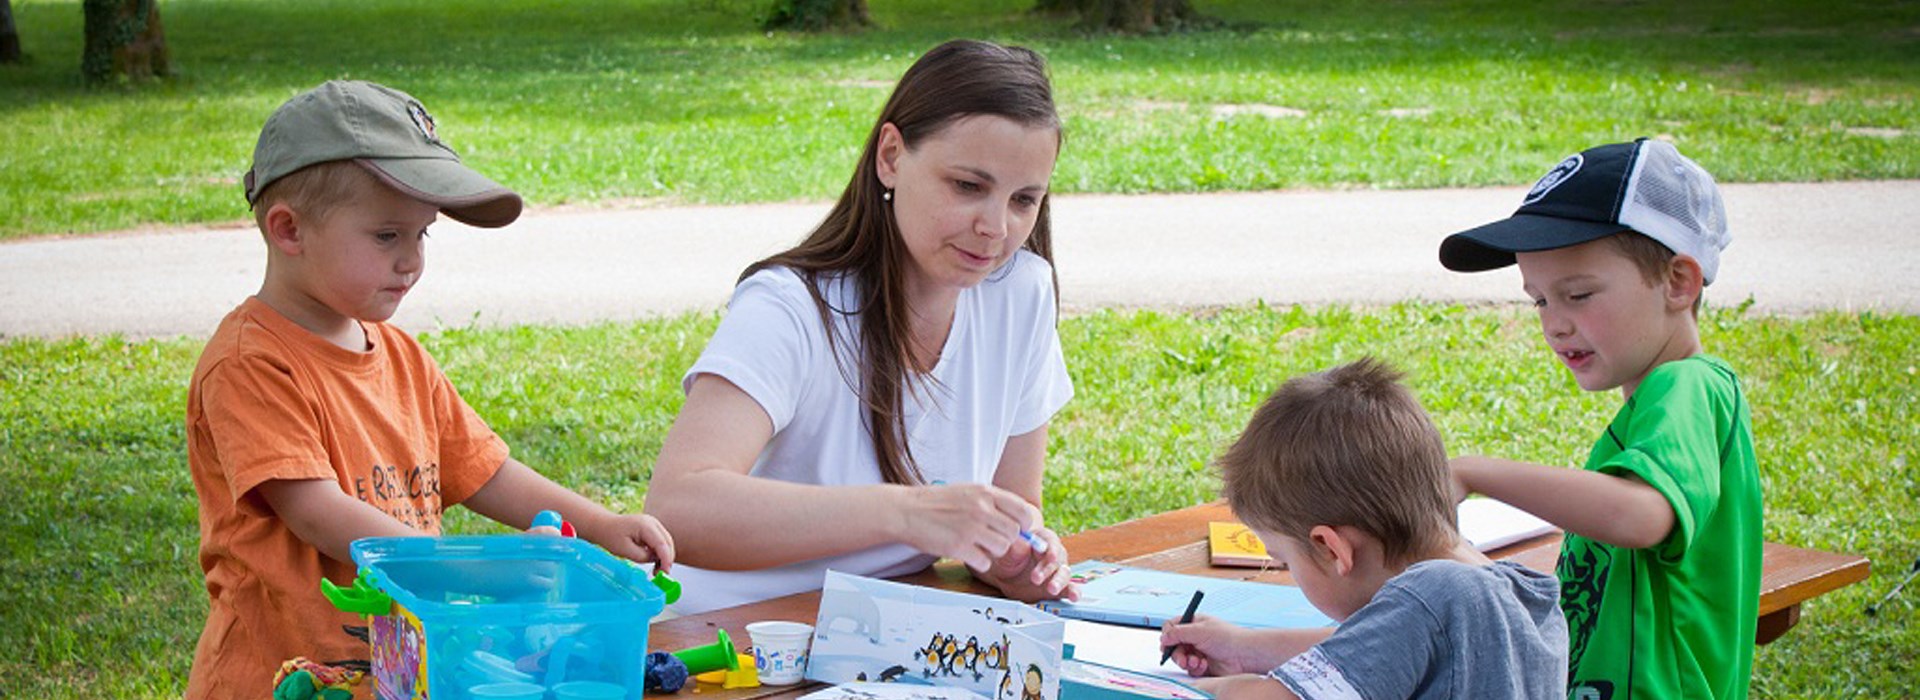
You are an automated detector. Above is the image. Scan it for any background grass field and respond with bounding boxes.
[2,0,1917,239]
[3,304,1916,697]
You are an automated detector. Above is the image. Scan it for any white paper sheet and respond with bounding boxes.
[1061,620,1200,681]
[1458,498,1556,551]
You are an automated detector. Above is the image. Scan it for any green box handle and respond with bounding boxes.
[320,568,392,616]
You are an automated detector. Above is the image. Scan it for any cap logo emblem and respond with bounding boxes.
[1524,154,1583,205]
[406,102,439,143]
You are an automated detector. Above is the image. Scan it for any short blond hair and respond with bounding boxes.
[250,160,379,230]
[1218,358,1455,564]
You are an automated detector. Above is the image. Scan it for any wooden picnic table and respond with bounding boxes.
[649,501,1869,700]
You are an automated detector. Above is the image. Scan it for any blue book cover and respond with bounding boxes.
[1037,561,1334,630]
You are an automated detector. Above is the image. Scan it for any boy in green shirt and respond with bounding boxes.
[1438,138,1763,700]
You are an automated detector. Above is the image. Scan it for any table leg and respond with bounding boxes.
[1755,604,1801,645]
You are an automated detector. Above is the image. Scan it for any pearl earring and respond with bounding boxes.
[882,189,893,202]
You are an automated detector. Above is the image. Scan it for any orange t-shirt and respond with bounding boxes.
[184,297,507,700]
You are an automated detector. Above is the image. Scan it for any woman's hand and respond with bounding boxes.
[976,526,1077,602]
[895,482,1039,572]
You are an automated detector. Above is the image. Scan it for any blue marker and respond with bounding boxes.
[1019,530,1049,554]
[930,480,1049,555]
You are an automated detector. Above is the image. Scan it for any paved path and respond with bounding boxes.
[3,181,1917,339]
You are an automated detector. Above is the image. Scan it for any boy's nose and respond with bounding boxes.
[1539,310,1572,338]
[396,243,425,275]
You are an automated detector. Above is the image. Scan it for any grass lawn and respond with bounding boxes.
[1,303,1915,697]
[1,0,1917,239]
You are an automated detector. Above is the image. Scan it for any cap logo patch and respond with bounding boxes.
[1524,153,1583,205]
[406,102,439,143]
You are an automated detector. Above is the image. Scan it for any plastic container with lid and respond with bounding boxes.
[326,536,667,700]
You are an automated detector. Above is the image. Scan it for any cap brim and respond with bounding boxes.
[1438,214,1628,272]
[357,158,524,228]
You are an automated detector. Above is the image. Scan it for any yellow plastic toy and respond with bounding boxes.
[693,654,760,688]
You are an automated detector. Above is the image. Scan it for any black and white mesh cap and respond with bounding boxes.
[1439,138,1731,284]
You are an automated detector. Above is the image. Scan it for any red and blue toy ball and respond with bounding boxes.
[644,652,689,693]
[531,510,576,538]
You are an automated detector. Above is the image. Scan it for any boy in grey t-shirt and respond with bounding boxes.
[1161,360,1567,700]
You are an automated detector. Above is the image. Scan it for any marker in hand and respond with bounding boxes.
[929,479,1050,556]
[1019,530,1049,554]
[1160,590,1206,665]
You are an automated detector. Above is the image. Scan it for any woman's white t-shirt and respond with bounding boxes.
[668,250,1074,613]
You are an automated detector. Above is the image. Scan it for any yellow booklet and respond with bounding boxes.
[1208,521,1276,568]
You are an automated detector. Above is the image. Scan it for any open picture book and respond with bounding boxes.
[804,572,1211,700]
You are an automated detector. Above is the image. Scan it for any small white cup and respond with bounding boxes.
[745,620,814,685]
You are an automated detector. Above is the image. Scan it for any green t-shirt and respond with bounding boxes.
[1556,355,1763,700]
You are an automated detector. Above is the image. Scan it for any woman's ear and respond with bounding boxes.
[1665,254,1705,312]
[262,203,304,257]
[874,122,905,190]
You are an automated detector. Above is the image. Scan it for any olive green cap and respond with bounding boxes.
[244,80,522,228]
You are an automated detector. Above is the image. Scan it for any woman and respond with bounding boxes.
[644,39,1078,614]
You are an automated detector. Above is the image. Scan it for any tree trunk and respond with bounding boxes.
[82,0,168,83]
[1,0,22,64]
[763,0,870,31]
[1037,0,1205,33]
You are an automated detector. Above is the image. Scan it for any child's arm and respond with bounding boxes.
[257,479,427,563]
[1193,674,1299,700]
[1161,615,1332,678]
[463,457,676,571]
[1452,455,1675,549]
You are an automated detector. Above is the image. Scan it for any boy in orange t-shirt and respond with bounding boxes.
[184,81,675,700]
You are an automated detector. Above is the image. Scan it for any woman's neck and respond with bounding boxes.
[902,277,960,372]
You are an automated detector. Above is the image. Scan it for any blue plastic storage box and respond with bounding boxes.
[343,536,666,700]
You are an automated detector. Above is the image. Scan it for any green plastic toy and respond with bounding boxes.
[651,570,682,605]
[671,629,739,674]
[319,568,391,616]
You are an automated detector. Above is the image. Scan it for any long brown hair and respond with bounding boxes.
[741,39,1061,486]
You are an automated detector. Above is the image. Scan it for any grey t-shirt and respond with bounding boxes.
[1270,560,1568,700]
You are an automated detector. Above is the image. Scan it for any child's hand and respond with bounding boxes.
[979,526,1078,603]
[1161,615,1260,677]
[584,513,677,572]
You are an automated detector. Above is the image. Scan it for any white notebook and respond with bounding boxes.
[1458,498,1556,551]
